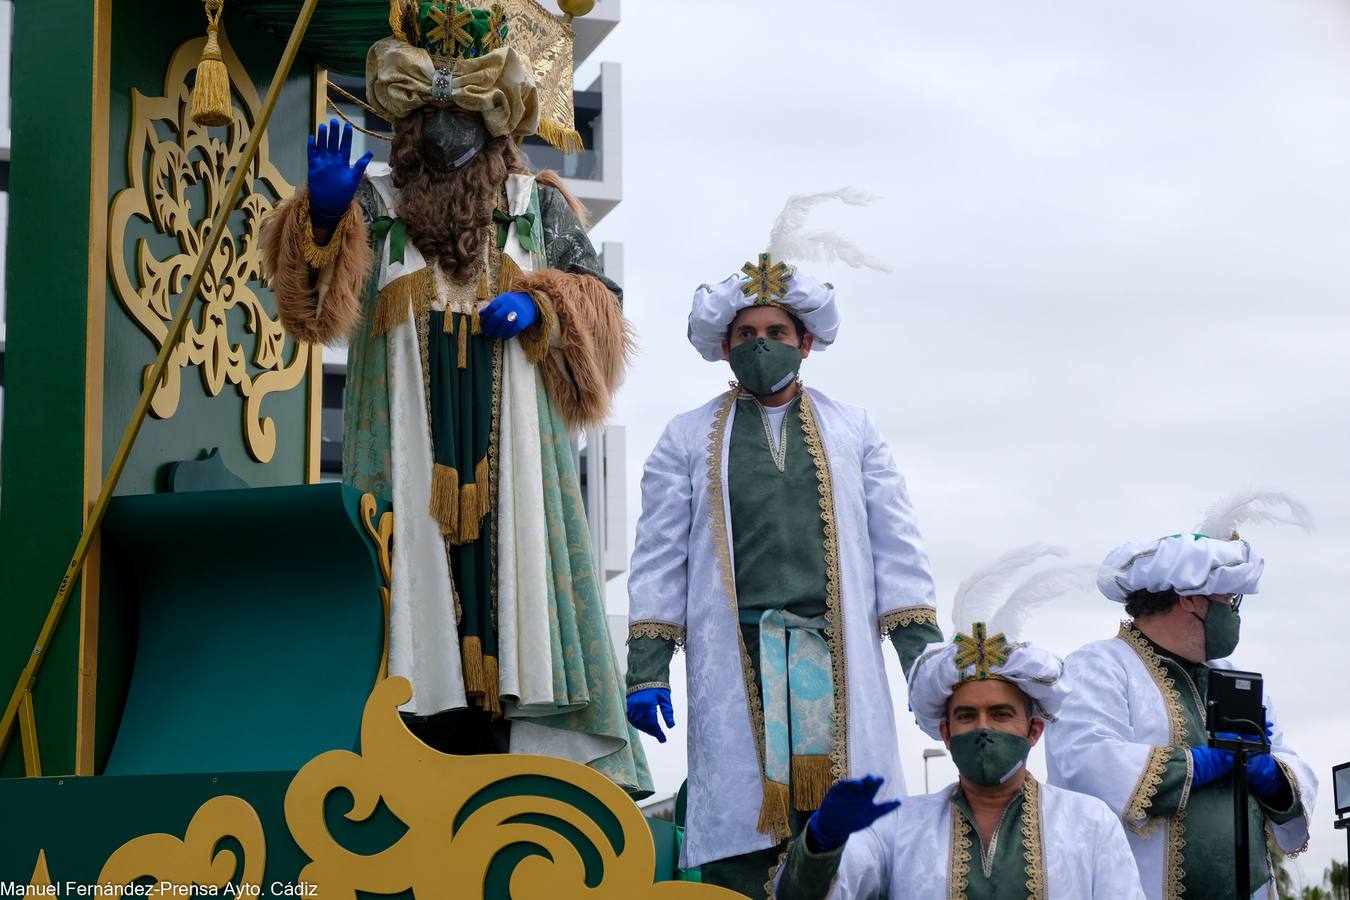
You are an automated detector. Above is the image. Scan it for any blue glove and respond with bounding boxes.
[307,120,373,228]
[1247,752,1283,798]
[1191,746,1235,788]
[480,291,538,340]
[626,688,674,743]
[806,775,902,853]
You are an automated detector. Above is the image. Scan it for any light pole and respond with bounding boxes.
[922,748,947,794]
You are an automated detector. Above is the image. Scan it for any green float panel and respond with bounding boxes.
[98,484,387,776]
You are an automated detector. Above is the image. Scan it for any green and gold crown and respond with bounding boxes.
[953,622,1010,681]
[740,253,792,305]
[411,2,509,64]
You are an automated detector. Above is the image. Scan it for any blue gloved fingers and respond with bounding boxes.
[307,133,318,167]
[339,122,354,163]
[659,693,676,729]
[315,122,328,158]
[327,118,341,155]
[873,799,902,818]
[353,151,374,180]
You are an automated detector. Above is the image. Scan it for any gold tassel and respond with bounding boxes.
[756,779,792,842]
[443,309,455,335]
[483,654,502,718]
[446,456,492,546]
[190,0,232,128]
[471,307,482,335]
[457,313,468,369]
[475,456,492,521]
[536,118,585,156]
[477,268,491,301]
[430,463,459,536]
[371,269,434,337]
[791,755,835,812]
[498,253,523,293]
[462,635,488,701]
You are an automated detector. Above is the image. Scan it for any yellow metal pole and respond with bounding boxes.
[0,0,323,769]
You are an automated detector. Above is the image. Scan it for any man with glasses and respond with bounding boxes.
[1046,530,1317,900]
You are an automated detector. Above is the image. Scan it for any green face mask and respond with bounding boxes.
[728,337,802,396]
[948,728,1032,787]
[1200,602,1241,660]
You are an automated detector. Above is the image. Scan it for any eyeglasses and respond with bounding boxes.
[1214,594,1243,614]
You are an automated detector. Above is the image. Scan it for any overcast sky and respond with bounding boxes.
[582,0,1350,887]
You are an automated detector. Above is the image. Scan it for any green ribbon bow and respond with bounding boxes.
[494,209,536,254]
[371,216,407,265]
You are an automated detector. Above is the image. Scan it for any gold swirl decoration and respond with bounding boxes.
[285,677,738,899]
[359,493,394,682]
[27,796,265,892]
[107,26,304,463]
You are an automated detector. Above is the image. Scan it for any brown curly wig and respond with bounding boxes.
[389,105,529,279]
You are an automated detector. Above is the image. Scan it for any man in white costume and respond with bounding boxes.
[772,613,1143,899]
[1047,495,1318,900]
[625,191,941,897]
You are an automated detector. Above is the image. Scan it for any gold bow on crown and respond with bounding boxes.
[953,622,1010,681]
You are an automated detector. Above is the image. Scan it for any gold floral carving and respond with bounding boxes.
[360,494,395,683]
[107,27,304,463]
[285,677,736,898]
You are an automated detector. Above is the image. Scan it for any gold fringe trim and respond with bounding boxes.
[498,252,524,294]
[432,457,492,545]
[482,653,501,718]
[461,637,501,716]
[189,2,231,128]
[537,117,585,155]
[371,268,435,337]
[296,194,350,270]
[517,288,556,365]
[790,754,834,812]
[627,620,686,650]
[879,605,938,637]
[756,778,791,844]
[1021,773,1046,900]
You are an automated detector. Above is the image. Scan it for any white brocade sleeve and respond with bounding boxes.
[1047,647,1174,832]
[1091,799,1148,899]
[627,419,693,647]
[860,412,937,620]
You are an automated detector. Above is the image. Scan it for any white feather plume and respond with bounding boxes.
[988,565,1099,640]
[951,543,1069,634]
[766,188,892,272]
[1194,490,1315,539]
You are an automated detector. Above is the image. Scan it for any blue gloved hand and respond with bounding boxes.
[307,120,373,228]
[626,688,674,743]
[805,775,902,853]
[480,291,538,340]
[1247,752,1283,798]
[1191,746,1235,788]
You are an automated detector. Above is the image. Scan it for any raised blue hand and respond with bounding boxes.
[806,775,902,852]
[1191,746,1235,788]
[480,291,538,340]
[307,119,373,228]
[626,687,674,743]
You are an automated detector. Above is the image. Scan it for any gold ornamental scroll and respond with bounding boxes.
[107,26,303,464]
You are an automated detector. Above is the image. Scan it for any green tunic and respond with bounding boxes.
[1132,632,1303,899]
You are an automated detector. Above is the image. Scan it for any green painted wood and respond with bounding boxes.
[231,0,389,76]
[103,2,314,496]
[0,0,99,779]
[99,484,385,776]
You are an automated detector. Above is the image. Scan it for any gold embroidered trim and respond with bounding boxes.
[371,267,435,337]
[1118,622,1188,900]
[627,620,686,649]
[487,338,502,630]
[296,192,351,269]
[1124,745,1172,838]
[879,605,938,637]
[1274,757,1311,857]
[948,789,973,900]
[430,456,491,545]
[799,391,849,783]
[626,681,670,695]
[1021,773,1046,900]
[707,389,786,841]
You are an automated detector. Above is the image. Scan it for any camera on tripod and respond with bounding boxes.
[1205,668,1268,899]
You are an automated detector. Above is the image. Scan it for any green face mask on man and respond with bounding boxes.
[728,337,802,396]
[948,728,1033,787]
[1196,600,1241,660]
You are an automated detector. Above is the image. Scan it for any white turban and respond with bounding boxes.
[908,631,1070,741]
[1097,534,1264,603]
[687,272,840,362]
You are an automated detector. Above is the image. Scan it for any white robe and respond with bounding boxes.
[776,780,1145,899]
[1045,635,1317,900]
[627,387,936,867]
